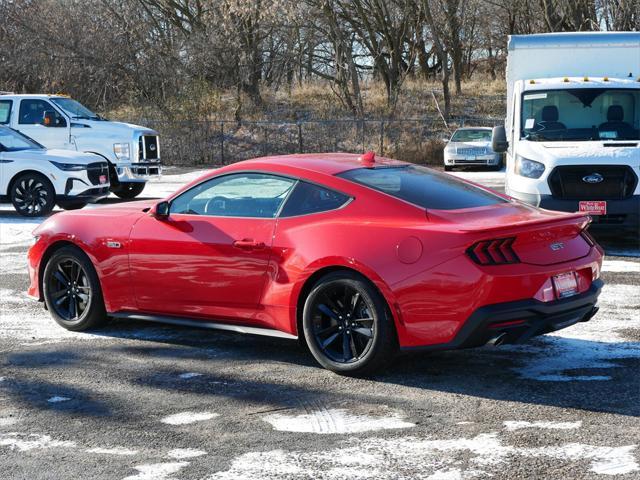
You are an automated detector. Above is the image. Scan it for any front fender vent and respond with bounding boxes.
[467,237,520,265]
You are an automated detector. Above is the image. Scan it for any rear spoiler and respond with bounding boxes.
[456,212,591,235]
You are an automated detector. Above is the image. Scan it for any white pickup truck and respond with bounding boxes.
[492,32,640,233]
[0,93,161,199]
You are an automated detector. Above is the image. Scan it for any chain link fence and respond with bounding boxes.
[136,116,502,167]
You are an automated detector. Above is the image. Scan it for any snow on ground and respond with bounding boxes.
[160,412,219,426]
[86,447,139,456]
[503,421,582,431]
[122,462,190,480]
[263,408,415,434]
[166,448,207,459]
[0,433,76,452]
[206,433,638,479]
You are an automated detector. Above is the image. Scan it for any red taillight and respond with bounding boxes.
[467,237,520,265]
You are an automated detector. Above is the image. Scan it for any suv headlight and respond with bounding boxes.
[113,143,130,160]
[515,155,545,179]
[49,161,87,171]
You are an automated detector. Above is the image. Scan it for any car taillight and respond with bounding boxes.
[467,237,520,265]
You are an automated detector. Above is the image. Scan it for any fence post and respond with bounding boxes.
[297,123,303,153]
[361,119,365,152]
[220,122,225,164]
[379,120,384,155]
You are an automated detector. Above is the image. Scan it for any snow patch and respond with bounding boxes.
[87,447,138,456]
[47,396,71,403]
[0,433,75,451]
[601,259,640,273]
[0,252,28,275]
[263,408,415,434]
[0,417,18,427]
[161,411,219,425]
[122,462,189,480]
[206,433,638,479]
[167,448,207,459]
[504,421,582,431]
[178,372,203,379]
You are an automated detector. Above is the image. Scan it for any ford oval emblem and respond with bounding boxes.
[582,173,604,184]
[550,242,564,251]
[149,144,156,151]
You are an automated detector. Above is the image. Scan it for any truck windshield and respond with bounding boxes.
[51,98,101,120]
[450,129,492,142]
[521,88,640,141]
[0,126,44,151]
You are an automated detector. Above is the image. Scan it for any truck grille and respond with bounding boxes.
[548,165,637,200]
[87,162,109,185]
[139,135,159,161]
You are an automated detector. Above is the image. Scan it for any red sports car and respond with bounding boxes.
[27,153,603,374]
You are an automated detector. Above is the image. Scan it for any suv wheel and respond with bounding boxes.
[302,271,397,376]
[10,172,55,217]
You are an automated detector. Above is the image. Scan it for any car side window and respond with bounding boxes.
[279,181,350,217]
[0,101,12,124]
[170,173,296,218]
[19,100,67,127]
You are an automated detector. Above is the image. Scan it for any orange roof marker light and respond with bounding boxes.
[359,151,376,167]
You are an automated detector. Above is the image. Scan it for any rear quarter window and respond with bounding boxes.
[279,181,350,217]
[337,165,505,210]
[0,100,11,124]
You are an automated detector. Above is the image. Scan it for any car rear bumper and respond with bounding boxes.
[401,279,603,352]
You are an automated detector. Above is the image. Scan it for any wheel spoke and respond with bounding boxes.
[317,303,338,320]
[54,271,69,286]
[321,331,341,349]
[352,317,373,323]
[349,292,361,316]
[51,289,67,300]
[69,294,77,319]
[316,324,339,337]
[352,327,373,338]
[342,332,352,361]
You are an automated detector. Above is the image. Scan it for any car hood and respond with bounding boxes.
[450,141,492,149]
[4,148,103,165]
[72,119,158,136]
[519,140,640,167]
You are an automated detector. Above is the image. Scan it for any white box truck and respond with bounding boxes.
[0,94,161,199]
[492,32,640,233]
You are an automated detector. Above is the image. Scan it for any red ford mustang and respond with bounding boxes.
[28,153,604,374]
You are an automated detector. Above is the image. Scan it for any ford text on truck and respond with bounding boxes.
[0,94,161,199]
[492,32,640,233]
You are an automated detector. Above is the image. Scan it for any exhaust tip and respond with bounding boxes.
[487,332,508,347]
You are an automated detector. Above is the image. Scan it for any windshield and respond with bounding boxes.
[451,129,492,142]
[337,165,506,210]
[0,126,44,151]
[521,88,640,141]
[51,98,100,120]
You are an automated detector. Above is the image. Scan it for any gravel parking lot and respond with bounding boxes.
[1,168,638,479]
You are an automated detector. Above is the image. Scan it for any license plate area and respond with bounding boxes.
[553,272,578,299]
[579,201,606,215]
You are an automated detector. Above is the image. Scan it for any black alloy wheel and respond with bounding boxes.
[10,173,55,217]
[303,271,397,375]
[43,246,107,331]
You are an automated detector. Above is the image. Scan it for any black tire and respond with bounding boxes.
[57,201,88,210]
[42,246,107,331]
[444,166,454,172]
[112,182,145,199]
[10,172,55,217]
[302,271,397,375]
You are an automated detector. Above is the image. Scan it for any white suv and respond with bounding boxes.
[0,94,160,199]
[0,126,109,216]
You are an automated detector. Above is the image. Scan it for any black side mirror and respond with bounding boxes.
[43,111,57,127]
[153,201,170,218]
[492,125,509,153]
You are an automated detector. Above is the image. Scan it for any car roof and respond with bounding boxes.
[233,153,407,176]
[0,94,65,99]
[453,127,492,131]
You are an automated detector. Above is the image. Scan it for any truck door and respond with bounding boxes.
[15,99,71,150]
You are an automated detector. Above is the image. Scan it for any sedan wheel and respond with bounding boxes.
[10,173,55,217]
[43,246,107,331]
[303,271,397,375]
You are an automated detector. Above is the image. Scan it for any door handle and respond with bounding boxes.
[233,239,265,250]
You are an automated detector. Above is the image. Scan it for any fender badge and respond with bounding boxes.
[550,242,564,251]
[106,241,122,249]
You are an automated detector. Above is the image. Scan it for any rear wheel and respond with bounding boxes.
[10,172,55,217]
[112,182,145,199]
[42,246,107,331]
[302,271,397,375]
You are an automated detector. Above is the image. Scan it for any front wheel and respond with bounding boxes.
[42,246,107,331]
[10,172,55,217]
[302,271,397,375]
[112,182,145,199]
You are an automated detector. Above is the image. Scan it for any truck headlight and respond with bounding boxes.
[113,143,130,160]
[49,161,87,171]
[515,155,545,179]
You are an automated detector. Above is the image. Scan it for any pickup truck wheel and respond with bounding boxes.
[444,166,454,172]
[42,246,107,331]
[57,201,88,210]
[10,172,55,217]
[112,182,145,199]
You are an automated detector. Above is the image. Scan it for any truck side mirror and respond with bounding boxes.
[152,201,170,218]
[43,111,57,127]
[492,125,509,153]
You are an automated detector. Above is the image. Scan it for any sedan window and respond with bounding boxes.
[170,173,296,218]
[280,181,350,217]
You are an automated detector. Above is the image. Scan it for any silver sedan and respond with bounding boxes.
[443,127,503,171]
